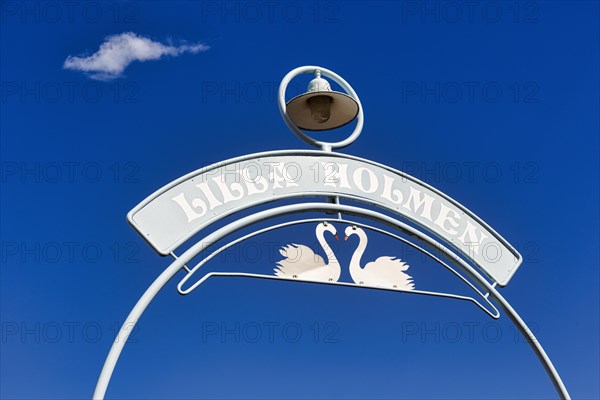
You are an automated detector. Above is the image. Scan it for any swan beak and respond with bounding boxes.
[334,234,339,241]
[344,235,349,241]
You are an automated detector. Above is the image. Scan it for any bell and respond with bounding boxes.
[286,70,359,131]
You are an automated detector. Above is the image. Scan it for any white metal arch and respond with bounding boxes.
[94,202,570,399]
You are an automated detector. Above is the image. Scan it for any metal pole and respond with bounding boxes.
[488,288,571,398]
[92,261,183,399]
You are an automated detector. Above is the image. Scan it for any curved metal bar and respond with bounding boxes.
[95,202,569,399]
[176,217,500,319]
[187,271,499,318]
[278,66,364,150]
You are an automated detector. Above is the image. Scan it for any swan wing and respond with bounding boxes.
[372,256,409,271]
[274,244,326,277]
[364,256,415,290]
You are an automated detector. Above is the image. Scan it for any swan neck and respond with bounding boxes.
[349,231,368,273]
[317,226,337,264]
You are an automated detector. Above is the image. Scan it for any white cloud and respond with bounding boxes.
[63,32,209,80]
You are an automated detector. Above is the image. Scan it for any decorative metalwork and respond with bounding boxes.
[274,222,341,282]
[94,65,570,400]
[175,214,500,318]
[345,226,415,290]
[127,151,521,286]
[272,222,416,289]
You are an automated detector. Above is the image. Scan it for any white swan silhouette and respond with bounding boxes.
[274,222,341,282]
[345,226,415,290]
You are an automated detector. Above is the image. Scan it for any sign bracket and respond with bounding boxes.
[169,252,190,273]
[484,282,498,299]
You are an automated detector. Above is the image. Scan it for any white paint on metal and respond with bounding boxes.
[345,226,415,290]
[175,217,500,319]
[95,65,570,400]
[95,202,569,399]
[274,222,341,282]
[128,151,521,286]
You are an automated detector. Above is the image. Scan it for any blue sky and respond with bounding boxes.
[1,1,599,399]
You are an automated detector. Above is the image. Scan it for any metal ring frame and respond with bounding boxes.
[278,66,364,151]
[94,203,570,399]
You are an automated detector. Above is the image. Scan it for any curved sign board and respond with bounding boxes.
[128,150,522,286]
